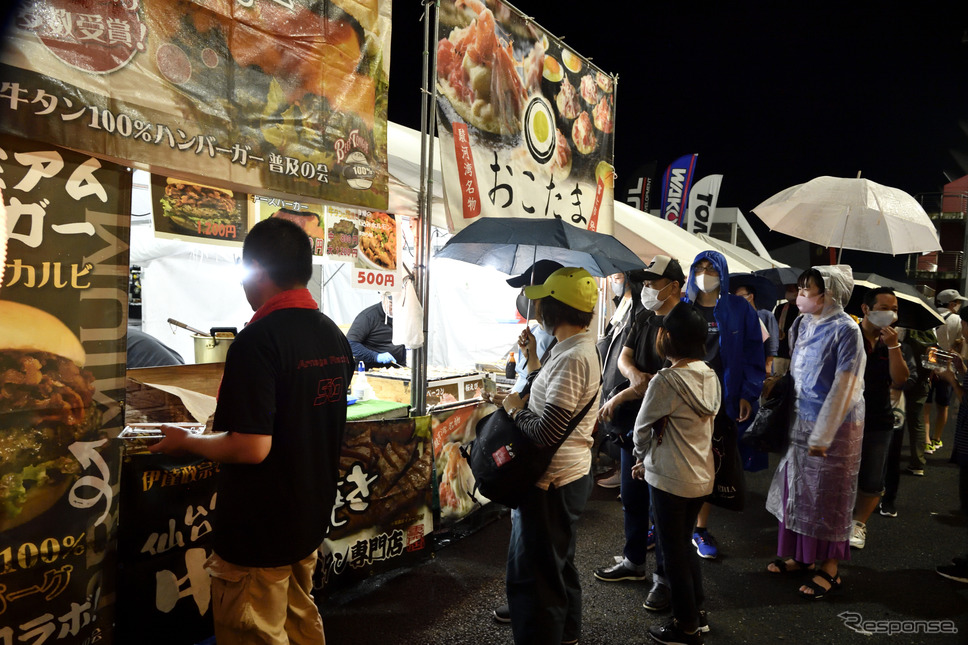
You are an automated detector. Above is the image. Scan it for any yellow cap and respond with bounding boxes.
[524,267,597,313]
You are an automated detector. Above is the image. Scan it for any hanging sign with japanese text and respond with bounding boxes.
[319,417,433,591]
[250,194,327,256]
[115,455,218,645]
[0,0,391,210]
[0,135,130,645]
[434,0,617,233]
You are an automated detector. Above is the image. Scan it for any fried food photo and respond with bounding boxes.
[359,212,397,270]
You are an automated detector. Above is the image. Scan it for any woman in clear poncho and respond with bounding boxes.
[765,265,866,599]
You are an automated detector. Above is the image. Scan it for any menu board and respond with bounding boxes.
[434,0,616,233]
[0,135,130,645]
[324,208,401,291]
[150,174,248,247]
[0,0,391,209]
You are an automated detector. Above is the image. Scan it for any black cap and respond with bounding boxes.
[661,302,708,347]
[641,255,685,284]
[506,259,565,287]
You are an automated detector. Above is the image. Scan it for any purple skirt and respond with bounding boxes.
[776,469,851,563]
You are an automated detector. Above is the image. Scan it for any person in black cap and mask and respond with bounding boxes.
[506,260,564,394]
[593,255,685,614]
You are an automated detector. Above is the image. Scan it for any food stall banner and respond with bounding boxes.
[659,153,698,228]
[320,417,433,592]
[431,401,496,525]
[685,174,723,235]
[115,454,218,645]
[0,135,130,645]
[434,0,617,234]
[0,0,391,210]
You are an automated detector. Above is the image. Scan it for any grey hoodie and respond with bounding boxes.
[633,361,722,498]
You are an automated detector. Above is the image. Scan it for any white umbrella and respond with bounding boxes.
[752,176,941,257]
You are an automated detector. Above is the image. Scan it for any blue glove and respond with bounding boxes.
[376,352,395,364]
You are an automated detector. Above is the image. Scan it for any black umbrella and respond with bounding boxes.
[753,266,804,289]
[845,272,944,331]
[728,273,779,311]
[434,217,645,278]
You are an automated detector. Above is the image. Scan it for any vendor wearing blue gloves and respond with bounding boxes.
[347,292,406,370]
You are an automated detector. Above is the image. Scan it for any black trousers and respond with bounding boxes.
[506,474,592,645]
[650,486,705,633]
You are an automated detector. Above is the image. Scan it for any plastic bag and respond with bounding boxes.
[392,277,424,349]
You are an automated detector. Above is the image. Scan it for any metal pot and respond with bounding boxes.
[168,319,237,364]
[192,328,236,363]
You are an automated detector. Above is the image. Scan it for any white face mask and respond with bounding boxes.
[611,279,625,298]
[641,283,672,311]
[867,310,898,328]
[796,293,823,314]
[695,274,720,294]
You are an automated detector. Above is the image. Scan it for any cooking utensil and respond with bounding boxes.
[167,318,238,363]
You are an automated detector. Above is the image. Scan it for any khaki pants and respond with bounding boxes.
[206,551,324,645]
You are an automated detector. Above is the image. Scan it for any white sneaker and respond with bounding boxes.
[596,470,621,489]
[850,520,867,549]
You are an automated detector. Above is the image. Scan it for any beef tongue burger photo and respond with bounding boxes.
[0,300,101,531]
[160,177,242,235]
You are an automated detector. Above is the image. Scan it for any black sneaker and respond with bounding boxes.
[878,501,898,518]
[643,581,671,612]
[493,604,510,623]
[594,560,647,582]
[648,618,704,644]
[936,562,968,583]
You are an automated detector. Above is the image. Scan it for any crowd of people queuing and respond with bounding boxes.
[495,253,968,645]
[146,220,967,644]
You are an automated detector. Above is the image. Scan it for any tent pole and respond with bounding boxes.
[412,0,439,417]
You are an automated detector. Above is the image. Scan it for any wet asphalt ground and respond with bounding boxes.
[320,420,968,644]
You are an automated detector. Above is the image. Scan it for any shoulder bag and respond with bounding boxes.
[462,385,599,509]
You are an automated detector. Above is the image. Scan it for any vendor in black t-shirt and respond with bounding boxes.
[347,292,406,369]
[150,217,354,643]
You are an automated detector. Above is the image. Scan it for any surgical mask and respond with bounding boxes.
[796,293,823,314]
[641,283,670,311]
[695,274,720,294]
[611,280,625,298]
[867,310,898,328]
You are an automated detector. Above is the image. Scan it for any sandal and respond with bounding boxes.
[767,558,814,574]
[798,570,842,600]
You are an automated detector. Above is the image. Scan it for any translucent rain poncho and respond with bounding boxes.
[765,265,867,542]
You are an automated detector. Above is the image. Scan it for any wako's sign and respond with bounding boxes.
[659,154,698,227]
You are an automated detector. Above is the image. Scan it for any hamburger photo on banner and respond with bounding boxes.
[0,300,102,531]
[159,177,243,239]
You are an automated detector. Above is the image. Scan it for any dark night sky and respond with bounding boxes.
[388,2,968,271]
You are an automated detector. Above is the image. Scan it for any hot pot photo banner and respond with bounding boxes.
[434,0,617,233]
[0,135,131,645]
[0,0,391,210]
